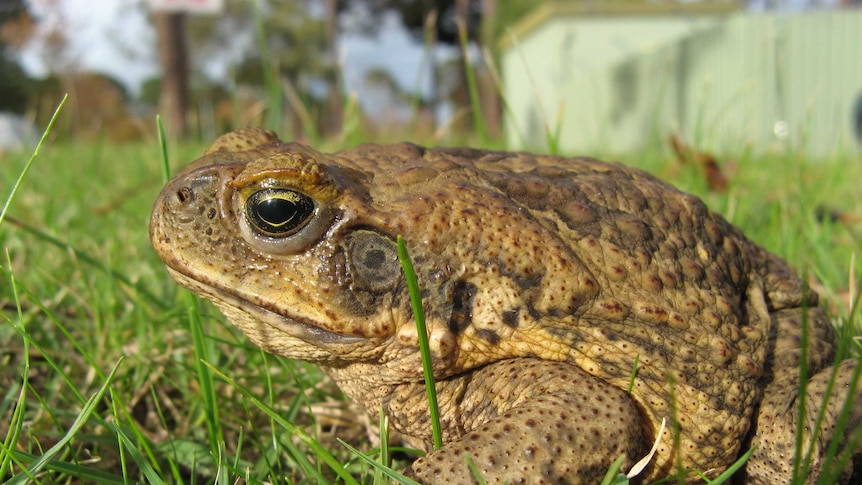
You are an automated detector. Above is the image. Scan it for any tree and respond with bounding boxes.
[155,12,190,137]
[184,0,336,138]
[0,0,34,112]
[339,0,536,139]
[342,0,483,134]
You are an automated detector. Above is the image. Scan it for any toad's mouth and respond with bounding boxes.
[164,266,366,347]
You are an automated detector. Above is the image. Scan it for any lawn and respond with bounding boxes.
[1,116,861,483]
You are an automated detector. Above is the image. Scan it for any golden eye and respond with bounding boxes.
[246,189,315,237]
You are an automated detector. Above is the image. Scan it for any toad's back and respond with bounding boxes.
[150,129,860,483]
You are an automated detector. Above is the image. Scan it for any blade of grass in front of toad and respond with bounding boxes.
[158,115,228,467]
[396,235,443,450]
[376,406,391,483]
[202,361,360,485]
[598,455,627,485]
[157,115,171,182]
[0,95,66,230]
[464,454,489,485]
[186,287,227,467]
[691,445,756,484]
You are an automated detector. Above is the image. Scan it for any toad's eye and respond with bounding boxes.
[246,189,315,237]
[239,187,332,255]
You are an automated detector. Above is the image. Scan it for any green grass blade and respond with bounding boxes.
[817,358,862,485]
[0,95,67,230]
[598,455,627,485]
[6,450,128,485]
[202,362,360,485]
[396,235,443,450]
[378,406,390,482]
[457,19,487,142]
[147,387,186,483]
[278,432,324,482]
[817,289,862,483]
[185,291,225,462]
[791,288,812,484]
[4,275,98,403]
[157,114,171,183]
[692,445,755,484]
[6,358,123,485]
[479,46,526,146]
[214,440,230,485]
[5,272,167,481]
[252,1,284,133]
[111,422,167,485]
[0,251,29,479]
[465,454,488,485]
[506,31,562,153]
[0,381,27,478]
[338,439,421,485]
[2,217,168,309]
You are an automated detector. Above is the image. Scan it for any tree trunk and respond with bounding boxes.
[320,0,343,137]
[452,0,472,134]
[155,12,189,138]
[479,0,501,138]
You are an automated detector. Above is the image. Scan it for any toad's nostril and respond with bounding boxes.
[176,187,193,203]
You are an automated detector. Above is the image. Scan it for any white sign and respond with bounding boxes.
[149,0,224,14]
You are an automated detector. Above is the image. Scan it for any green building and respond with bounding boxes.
[501,1,862,158]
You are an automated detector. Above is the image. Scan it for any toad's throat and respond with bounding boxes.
[164,266,365,345]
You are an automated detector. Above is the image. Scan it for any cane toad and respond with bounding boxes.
[150,128,861,483]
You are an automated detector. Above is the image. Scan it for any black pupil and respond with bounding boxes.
[248,189,314,236]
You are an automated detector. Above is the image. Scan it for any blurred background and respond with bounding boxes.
[1,0,860,156]
[1,3,861,483]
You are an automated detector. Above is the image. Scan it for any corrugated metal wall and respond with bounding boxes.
[503,8,862,158]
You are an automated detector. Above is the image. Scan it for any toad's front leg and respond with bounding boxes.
[386,359,651,484]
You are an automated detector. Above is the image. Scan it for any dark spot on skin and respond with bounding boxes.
[526,302,542,321]
[545,325,575,340]
[363,249,386,268]
[476,328,501,345]
[448,280,478,334]
[502,309,519,328]
[511,272,543,291]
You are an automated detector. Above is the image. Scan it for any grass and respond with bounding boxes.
[1,96,862,483]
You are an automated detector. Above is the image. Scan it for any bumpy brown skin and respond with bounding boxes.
[150,128,861,484]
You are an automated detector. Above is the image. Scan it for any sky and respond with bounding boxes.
[20,0,159,91]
